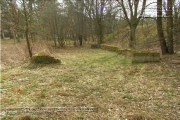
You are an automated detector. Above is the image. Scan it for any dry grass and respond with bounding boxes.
[1,43,180,119]
[0,41,53,70]
[106,22,162,53]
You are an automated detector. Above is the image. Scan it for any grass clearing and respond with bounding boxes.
[1,47,180,119]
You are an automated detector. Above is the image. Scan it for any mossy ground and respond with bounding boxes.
[31,55,61,64]
[1,47,180,119]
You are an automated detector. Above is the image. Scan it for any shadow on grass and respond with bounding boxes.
[25,63,61,70]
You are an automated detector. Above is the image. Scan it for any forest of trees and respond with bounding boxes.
[1,0,180,57]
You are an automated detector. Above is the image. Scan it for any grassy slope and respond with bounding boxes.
[1,47,180,119]
[104,21,161,52]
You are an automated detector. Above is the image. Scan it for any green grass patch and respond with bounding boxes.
[1,47,179,119]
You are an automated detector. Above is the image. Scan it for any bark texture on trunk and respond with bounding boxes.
[23,0,32,58]
[157,0,169,54]
[166,0,174,54]
[129,25,137,49]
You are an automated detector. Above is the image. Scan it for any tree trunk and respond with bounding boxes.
[157,0,168,54]
[53,35,57,47]
[118,0,146,49]
[23,0,32,58]
[173,6,180,52]
[98,17,103,45]
[25,24,32,58]
[167,0,174,54]
[96,0,104,45]
[52,14,57,47]
[1,33,4,39]
[129,25,137,49]
[175,16,180,52]
[16,34,20,43]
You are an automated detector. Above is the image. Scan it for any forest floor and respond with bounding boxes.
[1,42,180,120]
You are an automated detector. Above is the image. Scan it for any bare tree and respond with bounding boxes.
[2,0,21,42]
[95,0,106,45]
[174,1,180,51]
[157,0,169,54]
[166,0,174,54]
[158,0,175,54]
[118,0,147,49]
[22,0,32,57]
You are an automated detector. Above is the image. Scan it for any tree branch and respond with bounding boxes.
[118,0,130,26]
